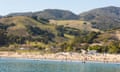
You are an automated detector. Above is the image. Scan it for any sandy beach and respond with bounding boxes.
[0,51,120,63]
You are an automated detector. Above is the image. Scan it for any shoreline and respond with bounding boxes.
[1,57,120,65]
[0,51,120,64]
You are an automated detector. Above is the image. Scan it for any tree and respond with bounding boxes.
[0,29,7,46]
[107,41,120,54]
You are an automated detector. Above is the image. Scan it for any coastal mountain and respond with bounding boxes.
[34,9,79,20]
[7,9,79,20]
[0,6,120,53]
[0,15,102,52]
[7,12,33,17]
[79,6,120,30]
[0,16,2,18]
[7,6,120,30]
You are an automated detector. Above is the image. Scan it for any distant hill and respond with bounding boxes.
[6,6,120,30]
[7,12,33,17]
[34,9,79,20]
[79,6,120,30]
[0,16,2,18]
[7,9,79,20]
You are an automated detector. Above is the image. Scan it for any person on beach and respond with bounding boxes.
[82,55,87,63]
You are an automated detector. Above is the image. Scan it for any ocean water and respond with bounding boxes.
[0,58,120,72]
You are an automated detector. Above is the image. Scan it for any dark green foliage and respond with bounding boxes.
[85,32,100,43]
[88,41,120,54]
[37,18,49,24]
[74,31,100,43]
[7,35,30,44]
[88,45,103,52]
[64,27,80,36]
[59,42,73,52]
[32,16,49,24]
[56,26,80,37]
[0,23,15,30]
[106,41,120,54]
[56,25,64,37]
[27,26,55,43]
[0,29,7,46]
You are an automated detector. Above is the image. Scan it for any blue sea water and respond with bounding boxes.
[0,58,120,72]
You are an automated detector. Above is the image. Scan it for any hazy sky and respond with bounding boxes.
[0,0,120,15]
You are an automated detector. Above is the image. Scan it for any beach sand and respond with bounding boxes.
[0,51,120,63]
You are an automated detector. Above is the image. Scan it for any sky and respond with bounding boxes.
[0,0,120,15]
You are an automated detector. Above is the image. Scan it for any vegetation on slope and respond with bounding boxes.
[79,6,120,30]
[0,6,120,53]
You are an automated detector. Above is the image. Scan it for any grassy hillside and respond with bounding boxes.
[79,6,120,30]
[0,16,60,47]
[5,6,120,31]
[0,14,120,53]
[0,16,104,53]
[0,16,57,36]
[49,20,100,32]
